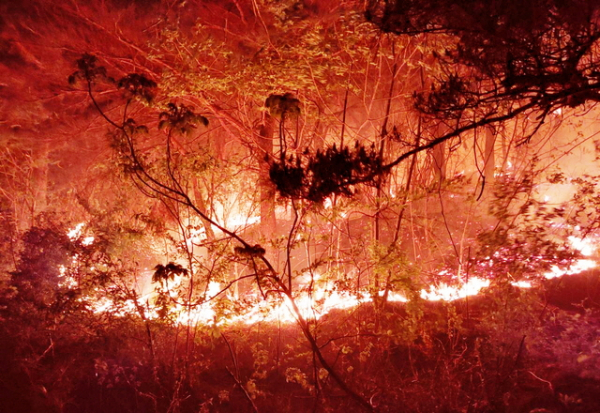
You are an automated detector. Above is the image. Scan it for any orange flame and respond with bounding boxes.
[66,225,598,326]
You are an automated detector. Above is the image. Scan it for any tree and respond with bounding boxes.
[359,0,600,284]
[365,0,600,157]
[70,46,385,409]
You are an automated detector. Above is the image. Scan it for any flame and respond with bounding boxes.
[67,223,85,239]
[81,257,592,325]
[67,222,94,245]
[64,225,598,326]
[219,215,260,231]
[543,235,597,279]
[237,289,374,324]
[174,281,221,325]
[59,223,95,288]
[568,235,595,257]
[420,277,491,301]
[544,259,596,279]
[57,264,77,288]
[87,276,488,326]
[511,280,533,289]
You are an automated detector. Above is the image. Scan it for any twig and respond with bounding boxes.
[528,371,554,392]
[222,333,260,413]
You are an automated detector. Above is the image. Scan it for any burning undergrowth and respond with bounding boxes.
[2,265,600,413]
[1,216,599,413]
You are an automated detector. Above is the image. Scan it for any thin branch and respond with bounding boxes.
[222,333,260,413]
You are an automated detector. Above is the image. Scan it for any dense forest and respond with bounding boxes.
[1,0,600,412]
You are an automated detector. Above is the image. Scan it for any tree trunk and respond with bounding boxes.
[432,139,446,183]
[257,120,276,239]
[192,179,216,242]
[484,126,496,186]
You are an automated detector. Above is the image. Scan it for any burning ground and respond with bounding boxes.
[2,263,600,413]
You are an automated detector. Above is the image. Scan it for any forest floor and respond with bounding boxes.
[1,270,599,413]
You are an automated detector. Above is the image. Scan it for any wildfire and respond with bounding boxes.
[544,259,597,279]
[238,289,375,324]
[544,235,597,279]
[63,224,598,326]
[420,277,490,301]
[67,222,94,245]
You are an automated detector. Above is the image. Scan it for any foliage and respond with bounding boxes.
[4,265,600,413]
[269,142,383,203]
[265,93,301,119]
[367,0,600,118]
[68,53,109,85]
[158,103,208,135]
[473,173,580,281]
[153,262,188,285]
[9,219,73,306]
[118,73,157,104]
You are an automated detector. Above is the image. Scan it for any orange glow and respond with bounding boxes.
[420,277,491,301]
[544,236,597,279]
[511,280,533,288]
[66,226,598,325]
[544,259,596,279]
[67,222,95,245]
